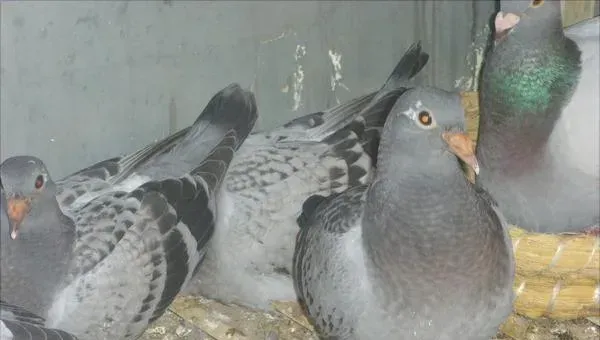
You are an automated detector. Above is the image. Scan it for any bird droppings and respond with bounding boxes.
[138,295,599,340]
[260,31,288,45]
[550,323,570,338]
[291,44,306,111]
[138,297,317,340]
[175,325,192,337]
[146,326,167,335]
[584,324,599,335]
[212,310,233,323]
[328,49,350,104]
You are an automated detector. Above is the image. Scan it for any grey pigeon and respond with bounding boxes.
[293,87,515,340]
[1,300,78,340]
[0,83,258,339]
[477,0,599,233]
[183,42,430,310]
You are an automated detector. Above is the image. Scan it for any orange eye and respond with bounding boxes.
[34,175,44,189]
[418,111,433,126]
[531,0,544,7]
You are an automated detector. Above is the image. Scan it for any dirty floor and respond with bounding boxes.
[139,295,599,340]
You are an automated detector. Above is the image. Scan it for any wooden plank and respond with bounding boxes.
[562,0,598,27]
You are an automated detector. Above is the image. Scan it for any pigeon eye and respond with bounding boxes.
[418,111,433,126]
[34,175,44,189]
[531,0,544,7]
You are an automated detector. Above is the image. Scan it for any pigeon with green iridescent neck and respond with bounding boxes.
[477,0,599,233]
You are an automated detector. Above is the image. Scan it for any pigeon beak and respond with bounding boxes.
[494,11,520,41]
[442,132,480,176]
[6,197,31,240]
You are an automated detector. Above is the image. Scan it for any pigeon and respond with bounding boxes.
[292,87,515,340]
[0,83,258,339]
[1,300,78,340]
[476,0,599,233]
[183,42,430,311]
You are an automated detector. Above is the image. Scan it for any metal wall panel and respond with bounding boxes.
[1,1,496,178]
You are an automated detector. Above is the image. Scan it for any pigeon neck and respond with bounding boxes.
[1,195,75,315]
[477,34,581,173]
[361,172,507,289]
[476,117,556,173]
[35,188,71,227]
[363,167,472,252]
[21,195,75,245]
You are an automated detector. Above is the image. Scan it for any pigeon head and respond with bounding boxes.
[0,156,56,240]
[494,0,563,43]
[478,0,581,167]
[378,86,479,177]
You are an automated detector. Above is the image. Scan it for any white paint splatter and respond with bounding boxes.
[292,44,307,111]
[328,49,350,104]
[260,31,288,44]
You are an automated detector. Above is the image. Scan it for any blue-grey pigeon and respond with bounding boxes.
[0,83,257,339]
[183,42,430,311]
[293,87,515,340]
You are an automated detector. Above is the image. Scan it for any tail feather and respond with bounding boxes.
[275,41,428,147]
[359,41,429,127]
[1,300,79,340]
[62,126,192,187]
[186,84,258,193]
[108,127,192,184]
[356,88,410,166]
[380,41,429,92]
[319,41,429,187]
[99,84,256,331]
[168,83,258,168]
[351,42,429,167]
[297,194,328,229]
[150,84,257,320]
[321,40,429,139]
[277,92,378,143]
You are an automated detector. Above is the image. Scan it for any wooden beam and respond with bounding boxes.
[562,0,598,27]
